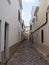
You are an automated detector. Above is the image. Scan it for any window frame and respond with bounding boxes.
[18,10,20,22]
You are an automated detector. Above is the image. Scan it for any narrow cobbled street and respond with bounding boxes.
[7,40,49,65]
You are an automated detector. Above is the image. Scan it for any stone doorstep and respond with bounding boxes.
[33,45,49,63]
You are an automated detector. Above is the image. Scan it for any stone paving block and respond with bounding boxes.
[7,40,49,65]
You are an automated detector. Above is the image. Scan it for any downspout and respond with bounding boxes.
[32,12,48,33]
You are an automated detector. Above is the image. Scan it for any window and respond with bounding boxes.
[41,30,44,43]
[22,23,23,29]
[36,14,38,21]
[30,25,32,30]
[32,19,35,26]
[18,10,20,22]
[46,12,48,22]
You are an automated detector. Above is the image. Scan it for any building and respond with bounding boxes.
[0,0,22,64]
[24,26,30,40]
[30,0,49,57]
[21,20,25,41]
[30,19,34,42]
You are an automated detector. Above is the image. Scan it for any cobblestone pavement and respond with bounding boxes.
[7,40,49,65]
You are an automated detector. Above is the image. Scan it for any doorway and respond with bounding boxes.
[0,20,1,62]
[4,22,9,62]
[48,26,49,54]
[36,33,38,47]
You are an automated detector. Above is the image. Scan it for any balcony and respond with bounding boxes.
[31,6,39,16]
[31,6,36,16]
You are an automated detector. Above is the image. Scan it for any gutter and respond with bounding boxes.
[32,12,48,33]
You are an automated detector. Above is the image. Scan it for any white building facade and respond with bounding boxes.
[0,0,22,63]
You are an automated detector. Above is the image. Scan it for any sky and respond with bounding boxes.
[22,0,39,26]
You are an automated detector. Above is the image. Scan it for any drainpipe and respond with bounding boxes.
[32,11,48,33]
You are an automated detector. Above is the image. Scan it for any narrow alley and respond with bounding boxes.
[1,0,49,65]
[7,40,49,65]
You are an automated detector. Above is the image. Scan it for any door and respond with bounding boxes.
[31,34,32,43]
[48,26,49,54]
[36,33,38,47]
[32,34,34,43]
[0,21,1,62]
[18,31,21,42]
[18,32,20,42]
[4,22,9,62]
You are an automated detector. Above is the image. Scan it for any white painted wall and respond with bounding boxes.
[0,0,22,52]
